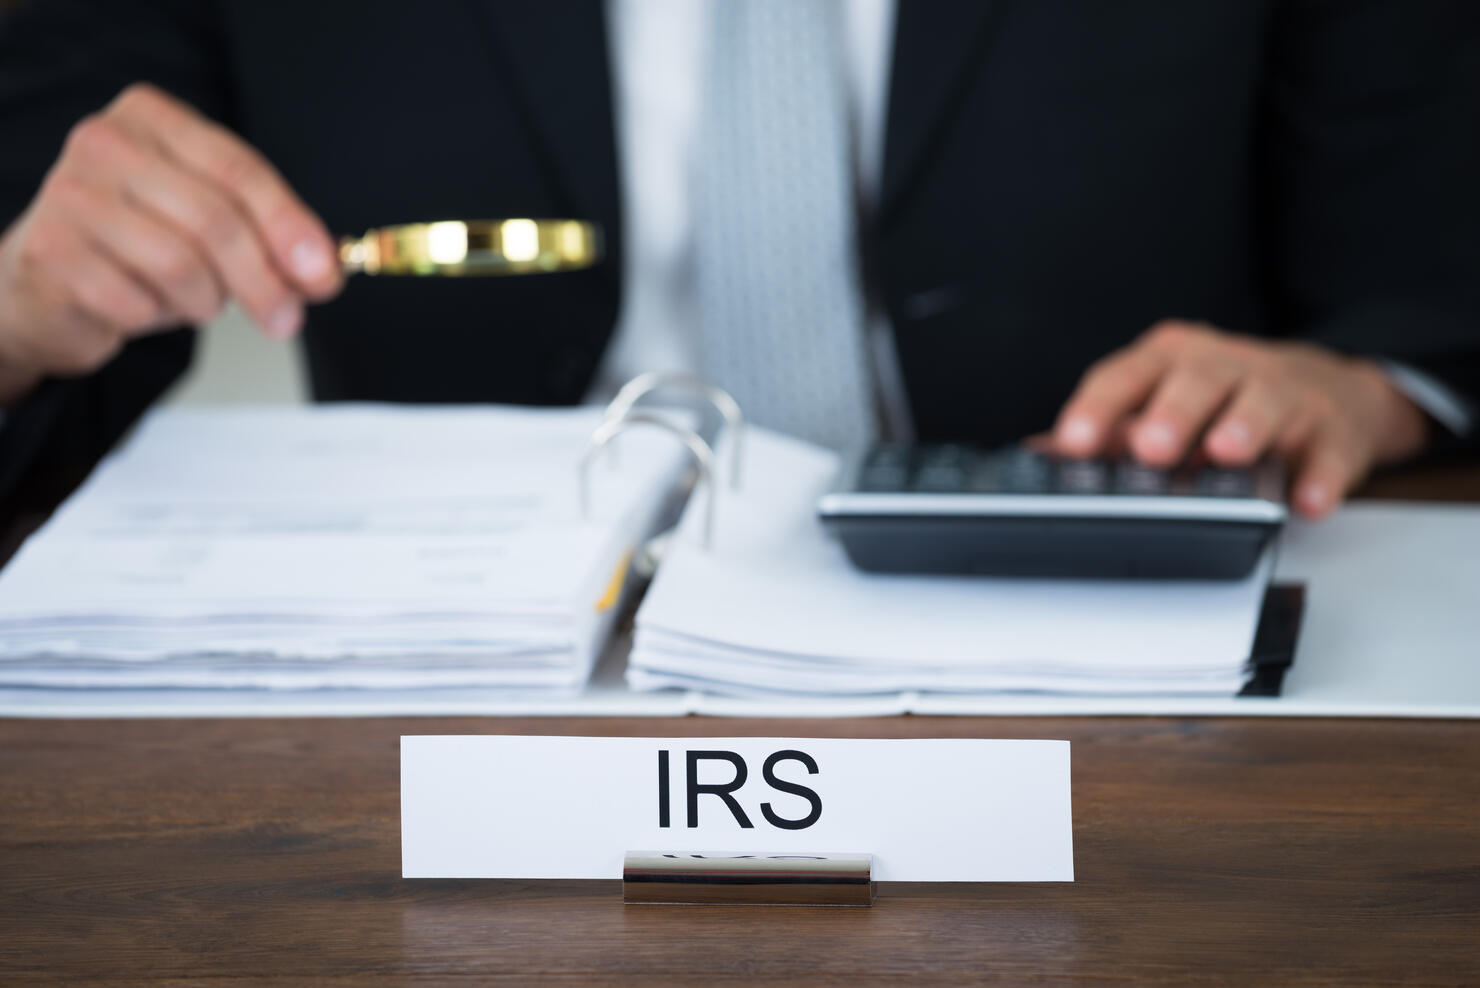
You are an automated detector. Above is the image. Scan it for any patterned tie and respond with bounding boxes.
[694,0,875,450]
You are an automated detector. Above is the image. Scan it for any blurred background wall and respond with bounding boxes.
[165,309,307,406]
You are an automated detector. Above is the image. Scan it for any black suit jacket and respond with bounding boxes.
[0,0,1477,522]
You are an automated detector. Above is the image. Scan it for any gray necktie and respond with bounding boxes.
[694,0,875,450]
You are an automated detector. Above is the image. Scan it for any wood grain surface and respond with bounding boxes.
[3,715,1478,985]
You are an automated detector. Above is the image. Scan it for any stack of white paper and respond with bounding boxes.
[629,428,1274,698]
[0,405,685,693]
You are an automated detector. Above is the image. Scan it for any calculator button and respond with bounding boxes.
[966,457,1004,493]
[912,445,975,492]
[858,466,909,491]
[913,468,966,492]
[1115,462,1171,495]
[1196,468,1255,498]
[994,450,1053,492]
[865,444,912,471]
[857,445,913,491]
[1056,459,1110,494]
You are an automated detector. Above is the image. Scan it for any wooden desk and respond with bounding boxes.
[4,463,1478,982]
[3,715,1477,984]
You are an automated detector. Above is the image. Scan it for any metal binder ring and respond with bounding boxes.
[603,371,744,489]
[581,412,717,550]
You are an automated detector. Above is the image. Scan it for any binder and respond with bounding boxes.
[0,372,1309,709]
[0,404,690,694]
[585,372,1301,700]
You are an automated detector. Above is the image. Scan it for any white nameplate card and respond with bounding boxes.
[401,736,1073,882]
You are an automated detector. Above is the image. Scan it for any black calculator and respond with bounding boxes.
[818,444,1287,579]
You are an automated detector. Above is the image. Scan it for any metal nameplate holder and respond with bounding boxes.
[623,852,875,907]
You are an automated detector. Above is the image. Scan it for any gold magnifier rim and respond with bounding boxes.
[339,219,602,276]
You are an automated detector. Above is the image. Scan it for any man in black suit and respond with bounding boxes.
[0,1,1475,526]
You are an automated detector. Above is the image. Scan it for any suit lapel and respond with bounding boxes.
[468,0,620,236]
[882,0,1014,221]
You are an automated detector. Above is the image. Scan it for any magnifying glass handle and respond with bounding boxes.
[339,236,371,276]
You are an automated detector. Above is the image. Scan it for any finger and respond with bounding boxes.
[126,166,304,338]
[1130,362,1241,466]
[1022,432,1055,454]
[1053,348,1170,456]
[1274,409,1316,464]
[1290,425,1365,520]
[109,84,341,299]
[63,114,304,338]
[1203,377,1295,466]
[31,235,161,373]
[67,254,162,338]
[49,173,224,327]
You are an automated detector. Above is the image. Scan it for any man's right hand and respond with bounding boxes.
[0,83,342,405]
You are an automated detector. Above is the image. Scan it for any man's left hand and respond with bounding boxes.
[1051,320,1430,519]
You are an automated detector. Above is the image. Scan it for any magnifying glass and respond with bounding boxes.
[338,219,602,276]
